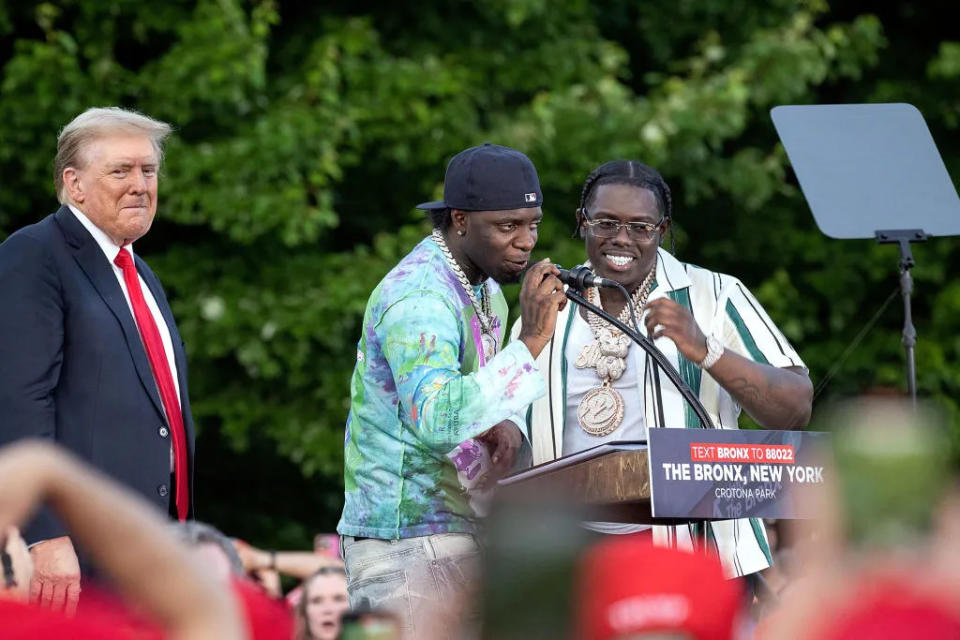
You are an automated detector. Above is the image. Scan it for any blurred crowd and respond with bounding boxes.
[4,399,960,639]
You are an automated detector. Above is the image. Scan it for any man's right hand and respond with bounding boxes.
[29,535,81,614]
[518,259,566,359]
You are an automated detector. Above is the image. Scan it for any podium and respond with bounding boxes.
[499,430,829,522]
[498,442,696,525]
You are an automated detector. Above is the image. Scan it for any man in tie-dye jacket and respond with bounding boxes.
[337,144,565,638]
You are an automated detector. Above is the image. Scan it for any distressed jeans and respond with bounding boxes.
[341,533,481,640]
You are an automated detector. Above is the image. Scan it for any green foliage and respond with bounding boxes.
[1,0,957,546]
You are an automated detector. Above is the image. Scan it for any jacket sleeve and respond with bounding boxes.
[0,232,69,541]
[378,291,545,453]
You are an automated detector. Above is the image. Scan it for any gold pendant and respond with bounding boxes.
[577,383,625,437]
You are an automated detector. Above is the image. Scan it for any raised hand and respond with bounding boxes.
[643,298,708,363]
[518,259,566,358]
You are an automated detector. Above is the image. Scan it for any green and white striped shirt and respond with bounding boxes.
[511,247,806,578]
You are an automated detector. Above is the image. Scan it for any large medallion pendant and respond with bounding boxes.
[481,332,498,361]
[577,383,625,437]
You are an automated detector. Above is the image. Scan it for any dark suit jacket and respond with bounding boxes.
[0,206,195,543]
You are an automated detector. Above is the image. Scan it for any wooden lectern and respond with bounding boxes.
[498,442,695,525]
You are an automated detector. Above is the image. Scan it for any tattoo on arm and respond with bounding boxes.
[726,376,762,405]
[724,366,811,427]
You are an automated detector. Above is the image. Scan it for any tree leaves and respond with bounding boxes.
[2,1,956,542]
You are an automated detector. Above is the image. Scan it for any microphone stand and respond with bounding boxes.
[564,287,717,429]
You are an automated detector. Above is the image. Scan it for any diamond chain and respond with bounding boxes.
[431,229,493,334]
[586,264,657,336]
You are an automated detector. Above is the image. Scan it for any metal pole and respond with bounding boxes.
[876,230,925,409]
[900,261,918,409]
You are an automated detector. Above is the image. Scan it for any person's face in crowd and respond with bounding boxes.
[64,133,159,246]
[453,207,541,284]
[305,572,350,640]
[580,184,668,292]
[1,526,33,601]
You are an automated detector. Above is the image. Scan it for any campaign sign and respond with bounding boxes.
[647,429,831,520]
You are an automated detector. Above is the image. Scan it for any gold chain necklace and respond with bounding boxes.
[574,265,657,436]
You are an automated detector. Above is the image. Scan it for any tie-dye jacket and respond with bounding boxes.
[337,237,545,539]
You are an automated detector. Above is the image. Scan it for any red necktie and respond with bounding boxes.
[114,248,188,521]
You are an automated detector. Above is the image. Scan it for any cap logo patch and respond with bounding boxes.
[524,192,537,203]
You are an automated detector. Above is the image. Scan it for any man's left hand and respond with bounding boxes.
[643,298,708,363]
[477,421,523,475]
[29,535,81,614]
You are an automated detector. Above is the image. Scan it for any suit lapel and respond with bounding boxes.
[54,207,166,421]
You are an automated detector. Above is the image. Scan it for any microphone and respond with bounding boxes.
[554,264,620,290]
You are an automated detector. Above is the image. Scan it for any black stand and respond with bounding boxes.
[564,288,716,429]
[875,229,927,407]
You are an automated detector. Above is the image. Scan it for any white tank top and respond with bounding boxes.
[563,308,650,535]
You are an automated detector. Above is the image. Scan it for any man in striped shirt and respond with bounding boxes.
[512,160,813,579]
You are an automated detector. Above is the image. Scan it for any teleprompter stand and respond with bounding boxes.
[772,103,960,404]
[875,229,927,406]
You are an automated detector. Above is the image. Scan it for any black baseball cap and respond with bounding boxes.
[416,143,543,211]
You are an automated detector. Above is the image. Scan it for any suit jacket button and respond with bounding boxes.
[158,484,169,497]
[159,426,169,438]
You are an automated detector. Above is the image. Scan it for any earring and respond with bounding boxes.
[457,230,466,236]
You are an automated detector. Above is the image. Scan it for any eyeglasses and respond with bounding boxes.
[581,215,665,240]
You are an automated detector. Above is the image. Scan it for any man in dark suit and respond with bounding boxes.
[0,107,196,610]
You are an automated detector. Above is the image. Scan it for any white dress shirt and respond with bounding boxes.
[68,205,182,409]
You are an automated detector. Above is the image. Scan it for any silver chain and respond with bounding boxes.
[586,264,657,335]
[430,229,493,334]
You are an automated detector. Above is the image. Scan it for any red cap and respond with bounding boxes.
[0,581,293,640]
[0,597,160,639]
[575,535,742,640]
[820,578,960,639]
